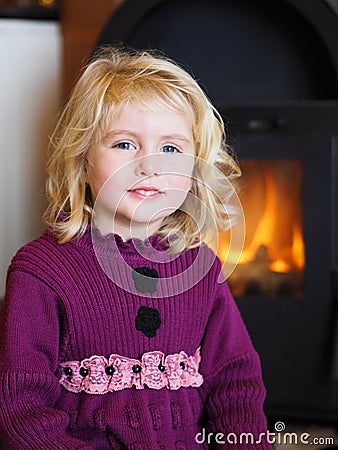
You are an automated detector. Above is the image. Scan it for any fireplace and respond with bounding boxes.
[219,104,338,423]
[95,0,338,423]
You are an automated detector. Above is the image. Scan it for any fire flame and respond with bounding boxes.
[239,160,304,273]
[216,160,305,275]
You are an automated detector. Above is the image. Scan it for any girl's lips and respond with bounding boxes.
[127,186,164,199]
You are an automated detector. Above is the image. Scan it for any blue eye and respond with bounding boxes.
[161,145,180,153]
[115,142,136,150]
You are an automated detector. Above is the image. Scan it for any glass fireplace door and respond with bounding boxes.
[227,159,304,297]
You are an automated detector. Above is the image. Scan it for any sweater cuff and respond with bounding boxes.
[202,352,273,450]
[0,371,94,450]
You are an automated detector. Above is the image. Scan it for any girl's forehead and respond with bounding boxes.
[115,96,192,116]
[104,99,195,130]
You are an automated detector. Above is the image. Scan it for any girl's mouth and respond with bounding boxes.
[128,186,164,198]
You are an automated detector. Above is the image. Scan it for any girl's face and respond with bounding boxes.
[86,102,195,240]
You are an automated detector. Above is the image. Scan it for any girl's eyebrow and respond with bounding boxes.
[104,129,137,139]
[161,134,192,143]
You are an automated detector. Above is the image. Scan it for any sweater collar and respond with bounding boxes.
[72,225,171,257]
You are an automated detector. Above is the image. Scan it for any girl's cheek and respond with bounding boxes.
[173,174,193,191]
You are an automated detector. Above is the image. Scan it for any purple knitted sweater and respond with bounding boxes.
[0,227,272,449]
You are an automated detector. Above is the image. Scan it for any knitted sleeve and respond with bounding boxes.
[0,269,93,450]
[199,263,273,450]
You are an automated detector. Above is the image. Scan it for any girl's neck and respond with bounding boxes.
[93,217,161,242]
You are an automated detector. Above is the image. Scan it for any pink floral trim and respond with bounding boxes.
[60,348,203,394]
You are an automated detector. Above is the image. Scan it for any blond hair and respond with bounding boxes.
[45,46,240,251]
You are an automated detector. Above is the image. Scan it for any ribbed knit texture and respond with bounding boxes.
[0,227,272,449]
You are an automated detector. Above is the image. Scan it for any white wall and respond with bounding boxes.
[0,19,62,298]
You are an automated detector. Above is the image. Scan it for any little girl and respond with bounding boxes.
[0,47,272,449]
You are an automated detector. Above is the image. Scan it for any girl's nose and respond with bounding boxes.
[134,154,161,177]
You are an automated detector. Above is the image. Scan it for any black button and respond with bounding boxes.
[180,362,185,370]
[158,364,165,372]
[132,267,159,293]
[132,365,142,374]
[135,306,161,338]
[105,365,115,375]
[79,367,89,377]
[63,367,72,376]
